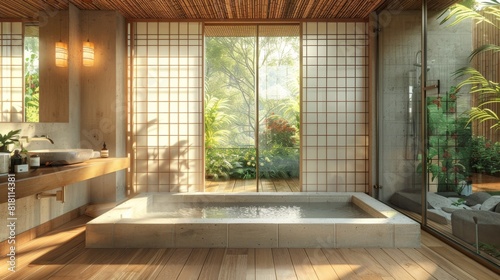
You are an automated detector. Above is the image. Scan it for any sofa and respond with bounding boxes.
[390,190,500,247]
[451,209,500,247]
[449,192,500,247]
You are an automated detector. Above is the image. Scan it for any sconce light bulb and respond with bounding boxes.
[55,41,68,67]
[83,40,94,67]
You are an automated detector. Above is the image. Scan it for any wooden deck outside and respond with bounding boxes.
[205,173,500,193]
[205,178,301,193]
[0,215,498,279]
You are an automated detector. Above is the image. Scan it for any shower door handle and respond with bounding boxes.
[423,80,440,94]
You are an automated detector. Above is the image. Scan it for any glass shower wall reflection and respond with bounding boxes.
[427,2,499,267]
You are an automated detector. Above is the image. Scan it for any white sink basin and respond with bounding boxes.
[28,149,94,166]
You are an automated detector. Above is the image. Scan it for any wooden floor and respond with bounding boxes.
[1,215,498,280]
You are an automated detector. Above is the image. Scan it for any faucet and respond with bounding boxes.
[22,135,55,144]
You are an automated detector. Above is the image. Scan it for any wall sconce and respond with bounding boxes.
[55,41,68,67]
[83,39,94,67]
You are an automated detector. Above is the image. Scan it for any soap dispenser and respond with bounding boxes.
[10,150,22,173]
[101,142,109,158]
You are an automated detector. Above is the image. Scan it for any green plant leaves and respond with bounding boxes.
[440,3,500,130]
[0,129,21,152]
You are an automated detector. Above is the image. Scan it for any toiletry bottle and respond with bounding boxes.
[30,154,40,169]
[10,150,22,173]
[101,142,109,158]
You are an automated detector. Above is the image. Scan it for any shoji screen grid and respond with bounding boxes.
[0,22,23,122]
[132,22,203,192]
[302,22,369,192]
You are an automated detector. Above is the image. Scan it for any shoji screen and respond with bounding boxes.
[0,22,23,122]
[131,22,203,192]
[302,22,369,192]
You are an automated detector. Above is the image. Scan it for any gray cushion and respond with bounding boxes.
[465,192,491,206]
[427,192,453,209]
[442,207,458,214]
[442,204,472,213]
[480,196,500,211]
[495,203,500,213]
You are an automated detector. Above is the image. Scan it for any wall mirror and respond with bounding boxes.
[0,11,69,123]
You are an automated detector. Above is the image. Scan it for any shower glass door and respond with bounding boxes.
[423,1,500,266]
[376,3,424,209]
[378,0,500,267]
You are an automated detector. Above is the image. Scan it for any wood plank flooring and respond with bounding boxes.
[1,215,498,280]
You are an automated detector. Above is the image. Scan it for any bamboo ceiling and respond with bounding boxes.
[0,0,460,21]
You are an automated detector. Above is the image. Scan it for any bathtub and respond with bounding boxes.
[86,192,420,248]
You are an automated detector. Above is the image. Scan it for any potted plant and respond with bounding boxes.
[0,129,21,153]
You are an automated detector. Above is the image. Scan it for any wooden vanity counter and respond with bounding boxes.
[0,157,129,204]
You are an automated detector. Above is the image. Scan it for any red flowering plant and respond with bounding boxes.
[419,86,473,193]
[260,114,297,148]
[258,114,299,178]
[469,136,500,175]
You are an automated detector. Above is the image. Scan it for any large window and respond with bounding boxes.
[204,25,300,192]
[0,22,39,123]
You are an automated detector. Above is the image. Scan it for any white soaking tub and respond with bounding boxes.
[86,192,420,248]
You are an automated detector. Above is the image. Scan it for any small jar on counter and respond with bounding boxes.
[29,154,40,168]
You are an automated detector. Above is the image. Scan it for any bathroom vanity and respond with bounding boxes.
[0,157,129,203]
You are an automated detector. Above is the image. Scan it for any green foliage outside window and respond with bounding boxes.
[469,136,500,174]
[25,36,39,122]
[440,1,500,129]
[204,31,300,180]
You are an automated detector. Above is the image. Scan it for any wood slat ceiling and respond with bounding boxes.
[0,0,459,21]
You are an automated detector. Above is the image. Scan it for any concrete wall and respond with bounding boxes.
[80,10,127,204]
